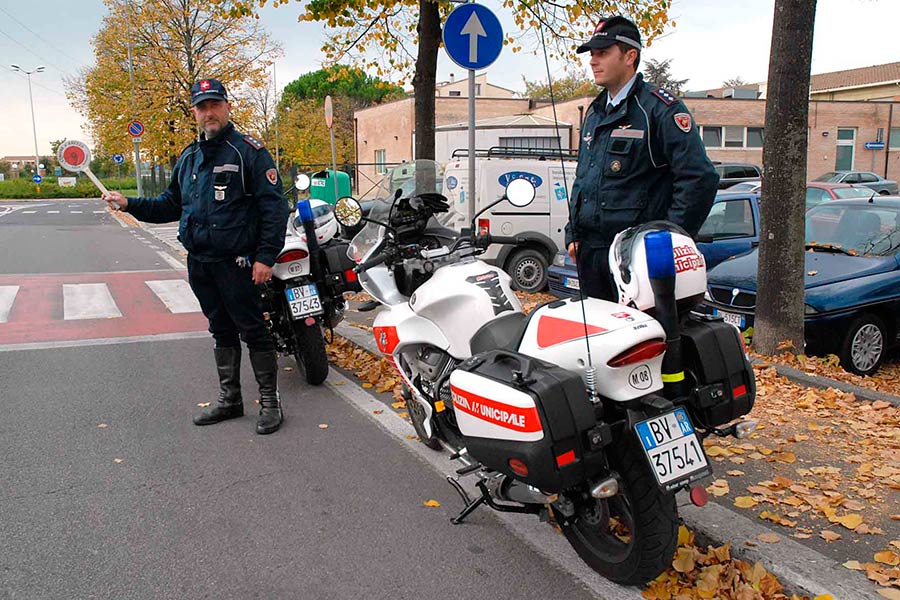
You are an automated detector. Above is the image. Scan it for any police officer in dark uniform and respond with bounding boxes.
[102,78,290,435]
[566,16,719,300]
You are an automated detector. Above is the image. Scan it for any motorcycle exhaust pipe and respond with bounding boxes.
[496,477,558,505]
[644,231,686,398]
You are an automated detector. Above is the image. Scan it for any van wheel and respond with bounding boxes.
[508,248,548,293]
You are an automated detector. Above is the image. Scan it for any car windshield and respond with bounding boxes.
[832,187,873,200]
[348,160,458,262]
[727,181,760,191]
[813,172,841,182]
[806,204,900,256]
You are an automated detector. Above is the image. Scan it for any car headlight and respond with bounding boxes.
[552,253,567,267]
[704,290,712,301]
[804,304,818,315]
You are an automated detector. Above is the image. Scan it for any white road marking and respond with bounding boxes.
[0,331,209,353]
[47,210,60,214]
[22,211,36,214]
[145,279,200,313]
[93,210,106,214]
[156,250,185,270]
[70,210,83,214]
[63,284,123,320]
[0,286,20,323]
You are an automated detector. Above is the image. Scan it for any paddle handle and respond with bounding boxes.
[83,168,110,197]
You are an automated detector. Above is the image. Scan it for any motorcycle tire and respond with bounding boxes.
[557,434,678,585]
[403,385,442,450]
[291,318,330,386]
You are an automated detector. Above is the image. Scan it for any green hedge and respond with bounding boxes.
[0,177,138,199]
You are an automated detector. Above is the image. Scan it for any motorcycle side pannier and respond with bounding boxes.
[680,316,756,428]
[449,350,606,493]
[319,241,362,294]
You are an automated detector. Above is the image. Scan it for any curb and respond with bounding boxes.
[332,322,869,598]
[754,359,900,407]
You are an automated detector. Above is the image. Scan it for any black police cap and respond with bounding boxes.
[190,78,229,106]
[576,16,642,54]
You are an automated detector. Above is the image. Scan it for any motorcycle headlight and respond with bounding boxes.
[804,304,818,315]
[552,253,567,267]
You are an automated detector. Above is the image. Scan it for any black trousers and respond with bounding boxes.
[575,243,616,301]
[187,256,273,352]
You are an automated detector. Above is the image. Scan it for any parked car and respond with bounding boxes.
[814,171,898,196]
[726,180,762,193]
[714,163,763,189]
[699,197,900,376]
[547,191,761,298]
[806,182,873,210]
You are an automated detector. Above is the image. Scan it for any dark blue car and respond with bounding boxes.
[548,191,761,297]
[700,197,900,376]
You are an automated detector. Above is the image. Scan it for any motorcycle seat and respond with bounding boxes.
[469,311,528,355]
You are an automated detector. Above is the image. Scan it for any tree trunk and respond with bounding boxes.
[412,0,440,160]
[754,0,817,355]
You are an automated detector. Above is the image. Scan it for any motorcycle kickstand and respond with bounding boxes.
[447,476,485,525]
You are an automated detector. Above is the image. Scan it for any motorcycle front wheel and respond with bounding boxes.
[557,435,678,585]
[291,317,329,385]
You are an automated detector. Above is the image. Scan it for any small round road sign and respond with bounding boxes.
[127,120,145,137]
[32,174,43,184]
[112,153,125,165]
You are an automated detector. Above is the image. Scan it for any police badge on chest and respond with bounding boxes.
[214,185,227,201]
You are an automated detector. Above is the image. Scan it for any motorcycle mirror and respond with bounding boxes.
[335,196,363,227]
[295,173,311,192]
[505,178,536,207]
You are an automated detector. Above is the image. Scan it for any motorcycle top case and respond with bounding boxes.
[449,349,603,493]
[680,316,756,428]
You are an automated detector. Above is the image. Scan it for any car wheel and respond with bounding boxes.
[839,314,886,376]
[507,248,548,293]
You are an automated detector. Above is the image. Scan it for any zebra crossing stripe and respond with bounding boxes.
[63,284,123,320]
[0,286,19,323]
[145,280,201,313]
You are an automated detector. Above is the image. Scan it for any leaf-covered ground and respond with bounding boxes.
[751,350,900,398]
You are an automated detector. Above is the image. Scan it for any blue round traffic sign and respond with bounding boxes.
[127,120,145,137]
[112,153,125,165]
[443,4,503,70]
[32,174,43,184]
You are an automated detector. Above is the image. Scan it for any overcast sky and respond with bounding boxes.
[1,0,898,157]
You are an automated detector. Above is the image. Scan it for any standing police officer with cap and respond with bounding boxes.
[566,16,718,300]
[102,78,290,435]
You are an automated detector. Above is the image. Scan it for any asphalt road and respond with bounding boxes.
[0,199,598,599]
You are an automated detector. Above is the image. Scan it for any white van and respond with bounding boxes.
[442,149,577,292]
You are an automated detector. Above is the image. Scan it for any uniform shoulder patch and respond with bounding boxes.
[651,88,677,106]
[243,134,265,150]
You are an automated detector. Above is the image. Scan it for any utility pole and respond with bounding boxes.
[10,64,44,176]
[273,63,279,172]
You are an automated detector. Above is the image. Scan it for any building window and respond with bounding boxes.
[701,126,722,147]
[475,84,482,96]
[835,128,855,170]
[375,149,387,174]
[890,128,900,150]
[498,136,562,150]
[724,126,744,148]
[448,90,461,97]
[747,127,765,148]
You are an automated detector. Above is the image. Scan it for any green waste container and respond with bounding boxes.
[309,169,351,205]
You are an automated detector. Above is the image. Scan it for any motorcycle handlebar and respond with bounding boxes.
[474,234,521,247]
[354,251,390,273]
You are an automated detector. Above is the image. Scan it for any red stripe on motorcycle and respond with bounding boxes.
[536,315,607,348]
[450,385,543,433]
[556,450,577,468]
[373,325,400,354]
[733,384,747,398]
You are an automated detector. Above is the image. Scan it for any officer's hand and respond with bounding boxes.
[102,191,127,211]
[567,242,579,263]
[252,262,273,285]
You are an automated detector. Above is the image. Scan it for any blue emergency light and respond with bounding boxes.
[296,199,314,223]
[644,230,676,279]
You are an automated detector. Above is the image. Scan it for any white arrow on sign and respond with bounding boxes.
[460,11,487,63]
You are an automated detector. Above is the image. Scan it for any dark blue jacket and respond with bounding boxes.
[126,122,288,266]
[565,74,718,248]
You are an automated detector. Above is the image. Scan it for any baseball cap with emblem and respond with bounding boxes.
[576,16,642,54]
[190,78,228,106]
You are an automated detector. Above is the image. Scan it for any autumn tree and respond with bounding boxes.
[643,58,688,95]
[214,0,671,161]
[67,0,280,168]
[520,73,595,101]
[722,76,749,88]
[277,66,404,169]
[755,0,818,356]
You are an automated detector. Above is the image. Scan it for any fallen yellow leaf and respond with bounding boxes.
[843,560,863,570]
[677,524,692,546]
[820,530,842,542]
[361,383,373,389]
[757,532,780,543]
[113,458,124,464]
[97,423,108,428]
[813,595,834,600]
[318,424,329,429]
[705,445,730,457]
[874,551,900,566]
[877,589,900,600]
[423,499,441,507]
[671,547,695,573]
[197,402,211,408]
[734,496,758,508]
[773,451,797,464]
[837,514,864,530]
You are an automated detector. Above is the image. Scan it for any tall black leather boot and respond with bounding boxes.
[193,347,244,426]
[250,350,283,435]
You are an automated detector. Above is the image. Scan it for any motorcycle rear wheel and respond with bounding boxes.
[291,317,329,385]
[558,436,678,585]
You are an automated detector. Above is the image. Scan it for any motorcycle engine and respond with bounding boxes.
[411,346,457,404]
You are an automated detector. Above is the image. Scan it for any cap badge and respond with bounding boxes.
[266,168,278,185]
[674,113,692,133]
[610,160,622,173]
[200,80,211,91]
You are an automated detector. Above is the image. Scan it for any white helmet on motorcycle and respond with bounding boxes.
[295,199,339,244]
[608,221,707,312]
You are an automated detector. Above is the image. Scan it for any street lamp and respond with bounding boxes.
[10,64,45,177]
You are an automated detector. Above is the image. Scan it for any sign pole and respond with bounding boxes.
[324,95,339,204]
[468,68,476,222]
